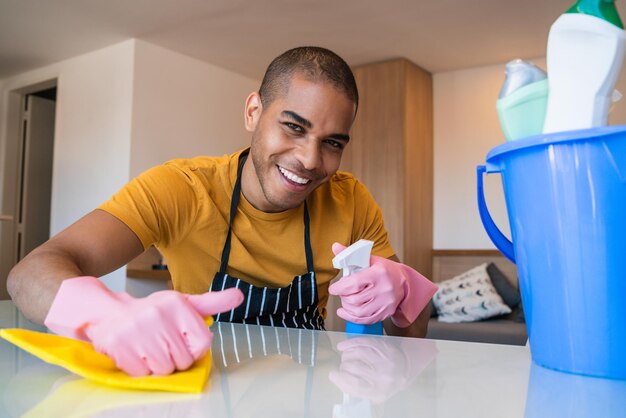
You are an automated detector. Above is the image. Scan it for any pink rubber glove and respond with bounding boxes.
[328,243,438,327]
[44,276,244,376]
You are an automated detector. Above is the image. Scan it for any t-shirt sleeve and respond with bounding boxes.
[350,180,396,259]
[98,163,201,250]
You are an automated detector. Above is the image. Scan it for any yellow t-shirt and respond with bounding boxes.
[99,149,395,317]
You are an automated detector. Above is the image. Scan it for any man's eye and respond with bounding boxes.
[284,122,303,132]
[324,139,344,149]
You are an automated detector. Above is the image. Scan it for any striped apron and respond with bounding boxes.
[209,152,325,330]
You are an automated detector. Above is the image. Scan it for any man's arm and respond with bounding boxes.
[384,304,431,338]
[382,254,432,338]
[7,209,145,325]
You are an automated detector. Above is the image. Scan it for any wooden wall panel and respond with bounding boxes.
[344,58,433,277]
[404,60,433,277]
[347,60,406,259]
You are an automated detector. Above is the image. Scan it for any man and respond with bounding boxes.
[7,47,437,377]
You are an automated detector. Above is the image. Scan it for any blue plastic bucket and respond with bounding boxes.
[477,125,626,379]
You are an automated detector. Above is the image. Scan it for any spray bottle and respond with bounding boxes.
[497,59,548,141]
[543,0,626,133]
[332,240,384,335]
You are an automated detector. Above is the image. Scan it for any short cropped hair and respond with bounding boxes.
[259,46,359,113]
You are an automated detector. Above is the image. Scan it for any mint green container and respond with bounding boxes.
[496,79,548,141]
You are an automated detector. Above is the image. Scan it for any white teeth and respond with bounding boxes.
[278,166,310,185]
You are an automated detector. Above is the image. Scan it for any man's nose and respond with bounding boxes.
[297,140,322,171]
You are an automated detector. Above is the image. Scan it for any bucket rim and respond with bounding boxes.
[486,125,626,163]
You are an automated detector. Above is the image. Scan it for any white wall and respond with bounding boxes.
[433,58,626,249]
[0,41,136,291]
[0,39,260,294]
[0,79,7,202]
[129,40,259,177]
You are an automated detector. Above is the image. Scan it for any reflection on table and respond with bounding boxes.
[6,300,624,417]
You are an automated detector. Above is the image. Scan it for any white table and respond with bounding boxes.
[1,300,624,417]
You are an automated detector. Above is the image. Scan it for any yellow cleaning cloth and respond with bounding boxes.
[0,318,213,393]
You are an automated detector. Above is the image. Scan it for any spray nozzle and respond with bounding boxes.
[498,59,547,100]
[332,240,374,277]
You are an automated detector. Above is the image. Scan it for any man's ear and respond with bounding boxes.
[244,92,263,132]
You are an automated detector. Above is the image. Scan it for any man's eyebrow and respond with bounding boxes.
[328,133,351,142]
[281,111,312,129]
[281,110,350,142]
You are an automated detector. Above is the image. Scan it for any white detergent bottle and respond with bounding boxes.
[543,0,626,133]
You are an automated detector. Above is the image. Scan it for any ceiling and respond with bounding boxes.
[1,0,622,81]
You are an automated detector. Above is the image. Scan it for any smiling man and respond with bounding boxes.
[7,47,437,377]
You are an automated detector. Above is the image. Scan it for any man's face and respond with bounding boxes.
[242,74,355,212]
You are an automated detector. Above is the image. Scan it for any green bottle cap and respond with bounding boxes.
[566,0,624,29]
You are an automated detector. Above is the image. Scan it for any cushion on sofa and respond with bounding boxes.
[428,299,438,317]
[432,263,511,323]
[510,301,526,323]
[486,262,521,309]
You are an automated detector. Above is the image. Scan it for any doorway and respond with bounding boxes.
[0,82,57,300]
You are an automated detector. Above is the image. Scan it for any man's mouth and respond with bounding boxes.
[277,165,311,185]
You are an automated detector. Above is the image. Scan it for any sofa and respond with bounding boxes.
[425,251,527,346]
[427,310,527,346]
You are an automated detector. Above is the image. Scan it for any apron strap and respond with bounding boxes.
[303,202,314,273]
[219,151,315,275]
[218,152,246,274]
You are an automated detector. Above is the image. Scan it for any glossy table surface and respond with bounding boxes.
[1,300,625,417]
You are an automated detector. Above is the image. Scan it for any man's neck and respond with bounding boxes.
[240,154,273,213]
